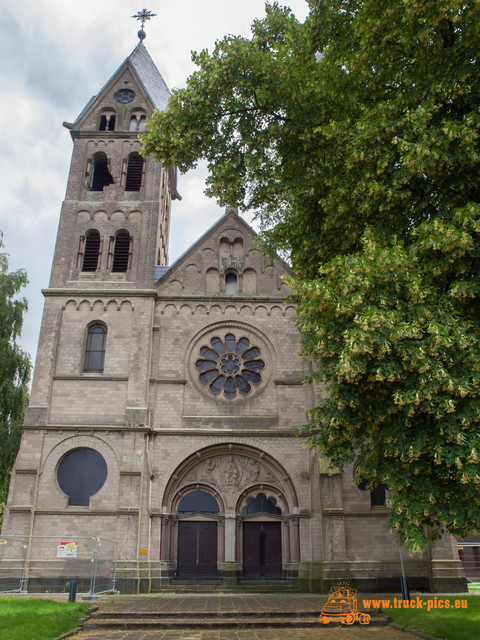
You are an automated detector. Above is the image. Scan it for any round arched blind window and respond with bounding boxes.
[57,448,107,506]
[195,332,265,398]
[177,490,220,514]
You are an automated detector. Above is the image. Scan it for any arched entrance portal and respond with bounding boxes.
[176,490,220,578]
[242,492,282,578]
[162,444,300,581]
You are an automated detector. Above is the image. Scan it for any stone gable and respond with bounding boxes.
[157,210,292,299]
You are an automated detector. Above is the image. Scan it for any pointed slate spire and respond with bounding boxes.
[128,43,171,110]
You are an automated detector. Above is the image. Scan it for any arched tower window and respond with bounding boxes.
[225,272,238,294]
[129,115,138,132]
[125,153,144,191]
[84,324,107,373]
[99,111,116,132]
[81,230,102,272]
[129,110,147,132]
[111,231,132,272]
[90,152,114,191]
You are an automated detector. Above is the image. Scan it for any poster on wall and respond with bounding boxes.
[57,541,78,558]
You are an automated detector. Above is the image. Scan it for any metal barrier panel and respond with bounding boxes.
[0,536,28,593]
[93,538,118,594]
[0,535,118,594]
[25,535,96,594]
[458,544,480,580]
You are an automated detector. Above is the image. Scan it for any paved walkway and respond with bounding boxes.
[72,594,428,640]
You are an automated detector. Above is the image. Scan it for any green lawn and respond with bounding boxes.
[0,597,91,640]
[387,595,480,640]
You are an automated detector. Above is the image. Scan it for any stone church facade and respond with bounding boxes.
[2,42,466,593]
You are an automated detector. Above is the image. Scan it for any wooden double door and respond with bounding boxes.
[243,522,282,578]
[177,521,218,577]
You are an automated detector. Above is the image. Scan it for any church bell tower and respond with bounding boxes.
[3,24,180,550]
[22,34,179,430]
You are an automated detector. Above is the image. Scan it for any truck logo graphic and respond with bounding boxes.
[320,581,371,625]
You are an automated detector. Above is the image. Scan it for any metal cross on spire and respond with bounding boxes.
[132,9,157,41]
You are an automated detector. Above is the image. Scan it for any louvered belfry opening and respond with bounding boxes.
[82,231,101,271]
[125,153,144,191]
[91,152,114,191]
[112,232,130,272]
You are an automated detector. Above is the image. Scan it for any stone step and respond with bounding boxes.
[169,585,299,593]
[93,610,326,619]
[84,612,388,630]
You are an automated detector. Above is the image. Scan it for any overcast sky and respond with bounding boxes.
[0,0,309,364]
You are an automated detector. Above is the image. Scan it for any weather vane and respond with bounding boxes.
[132,9,157,41]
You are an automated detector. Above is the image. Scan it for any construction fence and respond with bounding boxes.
[0,535,117,595]
[458,542,480,581]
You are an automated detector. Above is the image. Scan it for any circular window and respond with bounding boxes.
[57,448,107,506]
[114,89,136,104]
[195,332,265,399]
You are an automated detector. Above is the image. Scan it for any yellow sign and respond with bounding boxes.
[0,540,6,544]
[139,549,148,555]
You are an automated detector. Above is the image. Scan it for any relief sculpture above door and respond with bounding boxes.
[180,454,280,503]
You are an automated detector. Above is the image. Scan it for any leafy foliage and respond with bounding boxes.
[295,206,480,550]
[0,232,30,529]
[142,0,480,549]
[143,0,480,277]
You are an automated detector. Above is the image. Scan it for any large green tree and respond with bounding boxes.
[0,232,30,529]
[142,0,480,550]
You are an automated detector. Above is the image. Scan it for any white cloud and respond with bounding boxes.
[0,0,309,361]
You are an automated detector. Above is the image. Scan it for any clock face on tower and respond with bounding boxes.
[114,89,136,104]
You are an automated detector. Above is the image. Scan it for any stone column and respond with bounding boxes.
[223,515,238,586]
[224,515,236,562]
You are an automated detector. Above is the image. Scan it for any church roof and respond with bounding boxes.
[128,43,171,110]
[155,265,170,280]
[71,43,170,125]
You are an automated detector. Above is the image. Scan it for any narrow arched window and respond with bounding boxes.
[357,479,388,507]
[125,153,144,191]
[370,484,387,507]
[82,230,101,272]
[225,272,238,294]
[112,231,131,272]
[129,116,138,131]
[99,111,116,132]
[138,115,147,131]
[91,152,114,191]
[84,324,107,373]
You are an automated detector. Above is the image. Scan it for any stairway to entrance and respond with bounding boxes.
[82,593,389,632]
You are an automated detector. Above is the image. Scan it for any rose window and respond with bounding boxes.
[195,333,265,398]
